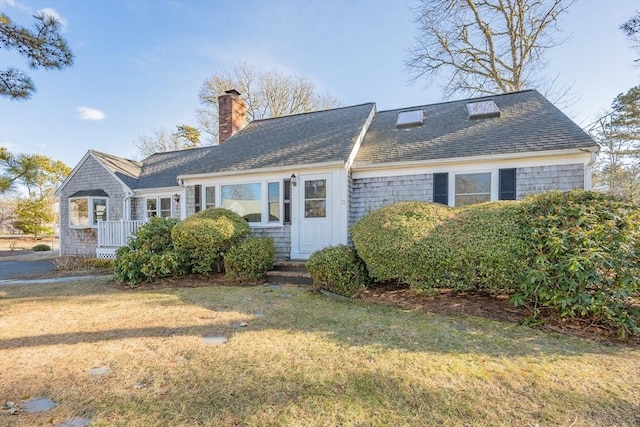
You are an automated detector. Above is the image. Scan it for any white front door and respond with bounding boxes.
[298,173,332,256]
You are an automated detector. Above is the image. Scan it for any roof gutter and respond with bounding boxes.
[177,161,344,181]
[351,147,598,172]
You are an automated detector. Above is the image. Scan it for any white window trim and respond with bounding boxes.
[145,196,173,219]
[449,170,498,207]
[68,196,109,229]
[208,179,286,227]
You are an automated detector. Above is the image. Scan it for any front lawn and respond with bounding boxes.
[0,278,638,426]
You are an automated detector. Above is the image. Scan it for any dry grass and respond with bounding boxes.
[0,278,639,426]
[0,236,58,253]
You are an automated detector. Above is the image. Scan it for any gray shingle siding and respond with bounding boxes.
[351,174,433,224]
[131,197,144,220]
[59,155,126,256]
[251,226,291,261]
[517,164,584,197]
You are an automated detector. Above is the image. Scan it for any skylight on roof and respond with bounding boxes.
[466,100,501,119]
[396,109,424,128]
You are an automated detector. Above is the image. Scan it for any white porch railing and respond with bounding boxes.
[97,219,146,248]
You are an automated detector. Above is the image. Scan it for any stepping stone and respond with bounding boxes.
[23,397,56,413]
[280,293,293,298]
[235,321,249,329]
[253,311,265,318]
[266,284,283,290]
[89,366,110,376]
[202,335,228,345]
[320,289,350,301]
[58,418,91,427]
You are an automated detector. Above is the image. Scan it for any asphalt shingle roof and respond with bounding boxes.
[135,147,215,188]
[353,90,597,167]
[183,103,376,176]
[91,150,141,189]
[88,91,596,190]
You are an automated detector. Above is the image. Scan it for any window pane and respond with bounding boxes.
[205,186,216,209]
[268,182,280,222]
[160,197,172,218]
[305,180,326,199]
[146,198,157,218]
[70,199,89,226]
[93,198,107,224]
[455,194,491,206]
[221,183,262,222]
[455,173,491,194]
[305,200,326,218]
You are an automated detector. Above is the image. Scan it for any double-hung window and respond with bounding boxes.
[205,186,216,210]
[433,169,518,207]
[146,197,172,218]
[69,192,108,228]
[454,172,492,207]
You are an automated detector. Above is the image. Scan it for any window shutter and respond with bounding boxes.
[499,169,517,200]
[194,185,202,212]
[433,173,448,205]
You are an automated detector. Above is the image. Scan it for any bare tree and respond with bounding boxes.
[406,0,572,100]
[591,86,640,202]
[198,62,340,142]
[134,125,201,158]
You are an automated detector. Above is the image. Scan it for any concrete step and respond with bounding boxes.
[266,270,313,286]
[272,260,308,273]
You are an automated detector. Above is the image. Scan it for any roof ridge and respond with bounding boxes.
[142,144,217,161]
[248,102,376,124]
[377,89,536,114]
[91,149,141,166]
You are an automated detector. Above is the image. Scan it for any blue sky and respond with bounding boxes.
[0,0,638,169]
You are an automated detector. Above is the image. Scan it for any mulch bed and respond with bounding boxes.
[360,282,528,324]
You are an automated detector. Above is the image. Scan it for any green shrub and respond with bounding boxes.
[307,245,370,298]
[32,243,51,252]
[350,201,454,284]
[408,202,529,293]
[511,190,640,338]
[224,237,275,282]
[172,208,251,274]
[113,217,184,286]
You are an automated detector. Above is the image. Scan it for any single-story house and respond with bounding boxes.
[56,89,599,259]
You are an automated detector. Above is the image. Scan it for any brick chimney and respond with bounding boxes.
[218,89,247,144]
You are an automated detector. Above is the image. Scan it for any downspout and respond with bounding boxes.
[123,190,133,220]
[177,178,187,220]
[583,149,598,191]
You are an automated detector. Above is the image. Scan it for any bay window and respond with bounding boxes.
[69,197,108,228]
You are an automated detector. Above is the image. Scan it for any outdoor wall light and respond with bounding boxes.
[174,194,181,203]
[290,174,297,187]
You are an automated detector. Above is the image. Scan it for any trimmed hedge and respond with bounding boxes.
[350,201,454,284]
[172,208,251,274]
[113,217,184,286]
[407,201,529,293]
[307,245,370,298]
[512,190,640,338]
[32,243,51,252]
[224,237,275,282]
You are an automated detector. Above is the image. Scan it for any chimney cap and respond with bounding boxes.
[224,89,241,96]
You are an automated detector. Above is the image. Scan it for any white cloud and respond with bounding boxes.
[77,106,106,121]
[1,0,30,12]
[37,7,68,28]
